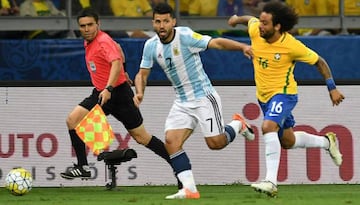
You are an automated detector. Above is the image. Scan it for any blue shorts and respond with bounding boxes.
[259,94,298,137]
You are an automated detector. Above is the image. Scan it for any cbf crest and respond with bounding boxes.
[274,53,281,61]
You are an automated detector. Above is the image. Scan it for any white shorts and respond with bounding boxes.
[164,91,224,137]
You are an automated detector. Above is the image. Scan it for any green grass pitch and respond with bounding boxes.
[0,184,359,205]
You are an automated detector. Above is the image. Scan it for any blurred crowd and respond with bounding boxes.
[0,0,359,39]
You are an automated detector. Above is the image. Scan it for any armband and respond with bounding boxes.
[326,78,336,91]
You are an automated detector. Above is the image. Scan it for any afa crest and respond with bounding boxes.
[173,45,179,56]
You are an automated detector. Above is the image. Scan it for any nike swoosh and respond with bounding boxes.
[266,152,278,156]
[269,113,279,117]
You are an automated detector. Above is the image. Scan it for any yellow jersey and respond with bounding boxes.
[168,0,191,14]
[328,0,360,15]
[188,0,219,16]
[110,0,152,17]
[79,0,90,8]
[248,17,319,103]
[1,0,10,8]
[286,0,330,16]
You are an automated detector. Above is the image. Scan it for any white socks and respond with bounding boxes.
[177,170,197,192]
[264,132,281,185]
[262,131,330,185]
[228,120,241,133]
[292,131,329,149]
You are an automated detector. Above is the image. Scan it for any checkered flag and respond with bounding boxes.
[75,104,115,155]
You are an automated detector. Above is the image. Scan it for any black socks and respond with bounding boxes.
[69,129,88,166]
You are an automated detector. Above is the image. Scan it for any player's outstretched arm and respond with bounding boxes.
[208,38,253,59]
[315,56,345,106]
[228,15,253,27]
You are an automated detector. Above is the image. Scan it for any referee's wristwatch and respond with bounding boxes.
[105,85,114,93]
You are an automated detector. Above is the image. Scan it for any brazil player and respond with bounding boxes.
[228,1,345,197]
[134,2,255,199]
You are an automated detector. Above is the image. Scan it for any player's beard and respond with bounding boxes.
[260,28,275,40]
[156,28,172,43]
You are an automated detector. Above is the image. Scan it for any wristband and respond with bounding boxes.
[106,85,114,93]
[326,78,336,91]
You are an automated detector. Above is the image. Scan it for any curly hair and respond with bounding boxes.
[262,1,298,33]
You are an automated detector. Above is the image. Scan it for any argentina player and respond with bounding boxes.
[134,2,254,199]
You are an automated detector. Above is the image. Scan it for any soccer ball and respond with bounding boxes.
[5,168,33,196]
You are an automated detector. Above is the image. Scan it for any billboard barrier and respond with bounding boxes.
[0,86,357,187]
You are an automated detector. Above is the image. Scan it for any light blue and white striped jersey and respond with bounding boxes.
[140,26,216,102]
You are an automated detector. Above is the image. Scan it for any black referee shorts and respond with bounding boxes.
[79,83,143,130]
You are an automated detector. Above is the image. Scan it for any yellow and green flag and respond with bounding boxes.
[75,104,115,155]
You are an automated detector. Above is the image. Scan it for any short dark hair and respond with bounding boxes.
[263,1,298,33]
[77,7,99,23]
[152,3,175,18]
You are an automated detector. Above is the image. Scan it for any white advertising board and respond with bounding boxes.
[0,86,357,187]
